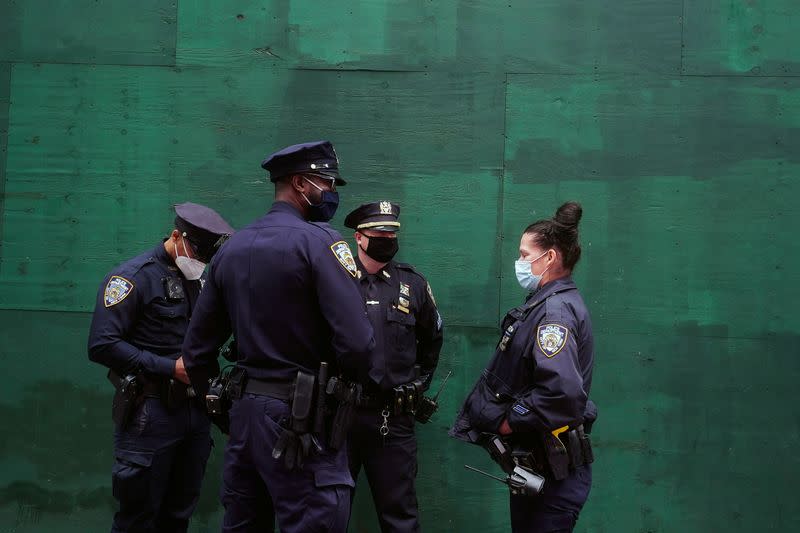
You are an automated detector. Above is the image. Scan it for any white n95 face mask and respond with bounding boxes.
[175,236,206,280]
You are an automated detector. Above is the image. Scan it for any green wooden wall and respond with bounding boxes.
[1,1,798,531]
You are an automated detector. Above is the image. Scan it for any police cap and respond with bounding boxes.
[174,202,234,262]
[261,140,345,185]
[344,201,401,233]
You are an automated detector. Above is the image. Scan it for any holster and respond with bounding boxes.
[108,369,142,429]
[326,376,361,450]
[289,371,316,434]
[543,433,571,480]
[206,366,240,434]
[226,366,248,400]
[540,425,594,481]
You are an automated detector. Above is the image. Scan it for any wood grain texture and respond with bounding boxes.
[502,74,800,338]
[0,63,10,259]
[683,0,800,76]
[2,2,800,532]
[0,64,505,326]
[0,0,176,66]
[177,0,682,74]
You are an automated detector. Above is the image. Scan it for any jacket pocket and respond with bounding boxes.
[467,370,515,433]
[387,306,417,353]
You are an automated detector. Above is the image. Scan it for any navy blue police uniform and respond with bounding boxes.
[450,277,597,533]
[181,141,375,533]
[343,202,444,533]
[88,202,234,533]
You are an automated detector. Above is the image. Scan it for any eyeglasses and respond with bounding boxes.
[305,173,337,192]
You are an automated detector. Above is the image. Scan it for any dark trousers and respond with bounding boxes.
[509,464,592,533]
[348,408,420,533]
[111,397,212,533]
[221,394,354,533]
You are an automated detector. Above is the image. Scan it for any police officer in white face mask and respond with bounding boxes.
[88,202,234,533]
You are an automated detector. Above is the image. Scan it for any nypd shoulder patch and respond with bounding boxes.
[104,275,134,308]
[512,403,530,416]
[536,324,569,358]
[330,241,357,278]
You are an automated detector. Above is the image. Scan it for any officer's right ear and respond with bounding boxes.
[290,174,306,193]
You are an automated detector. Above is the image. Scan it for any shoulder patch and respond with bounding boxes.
[536,324,569,358]
[426,282,437,307]
[104,275,134,307]
[330,241,357,277]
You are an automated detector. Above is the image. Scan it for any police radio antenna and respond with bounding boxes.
[464,464,508,486]
[432,370,452,401]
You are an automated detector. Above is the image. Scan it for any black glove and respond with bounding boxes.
[272,427,322,470]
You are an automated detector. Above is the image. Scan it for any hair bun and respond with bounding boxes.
[554,202,582,229]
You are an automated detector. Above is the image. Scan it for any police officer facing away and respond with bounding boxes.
[343,202,444,533]
[181,141,375,533]
[451,202,596,533]
[88,202,234,533]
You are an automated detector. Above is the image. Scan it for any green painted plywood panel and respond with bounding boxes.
[0,309,226,532]
[683,0,800,76]
[175,67,506,328]
[177,0,682,74]
[0,63,10,256]
[0,63,182,312]
[0,0,176,66]
[1,64,504,327]
[502,75,800,338]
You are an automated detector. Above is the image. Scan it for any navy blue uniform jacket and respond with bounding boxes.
[181,201,375,391]
[451,277,596,442]
[88,243,199,377]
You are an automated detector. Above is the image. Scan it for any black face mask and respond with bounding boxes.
[361,236,399,263]
[302,176,340,222]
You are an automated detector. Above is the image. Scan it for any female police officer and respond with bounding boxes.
[450,202,597,533]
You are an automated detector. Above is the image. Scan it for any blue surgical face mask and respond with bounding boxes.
[302,176,340,222]
[515,250,551,291]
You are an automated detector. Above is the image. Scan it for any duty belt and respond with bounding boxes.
[140,375,192,398]
[242,378,292,400]
[358,394,391,410]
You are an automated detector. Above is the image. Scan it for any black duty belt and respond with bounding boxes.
[358,393,390,410]
[243,379,292,400]
[140,375,194,399]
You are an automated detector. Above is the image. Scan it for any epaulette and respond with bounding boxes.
[114,254,156,280]
[308,221,340,241]
[394,262,426,281]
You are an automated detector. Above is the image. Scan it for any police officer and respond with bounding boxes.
[450,202,596,533]
[343,201,444,533]
[181,141,375,533]
[88,202,234,533]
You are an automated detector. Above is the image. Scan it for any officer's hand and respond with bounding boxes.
[174,357,190,384]
[499,419,513,436]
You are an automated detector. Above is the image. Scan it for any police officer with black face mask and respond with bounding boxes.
[181,141,375,533]
[343,201,444,533]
